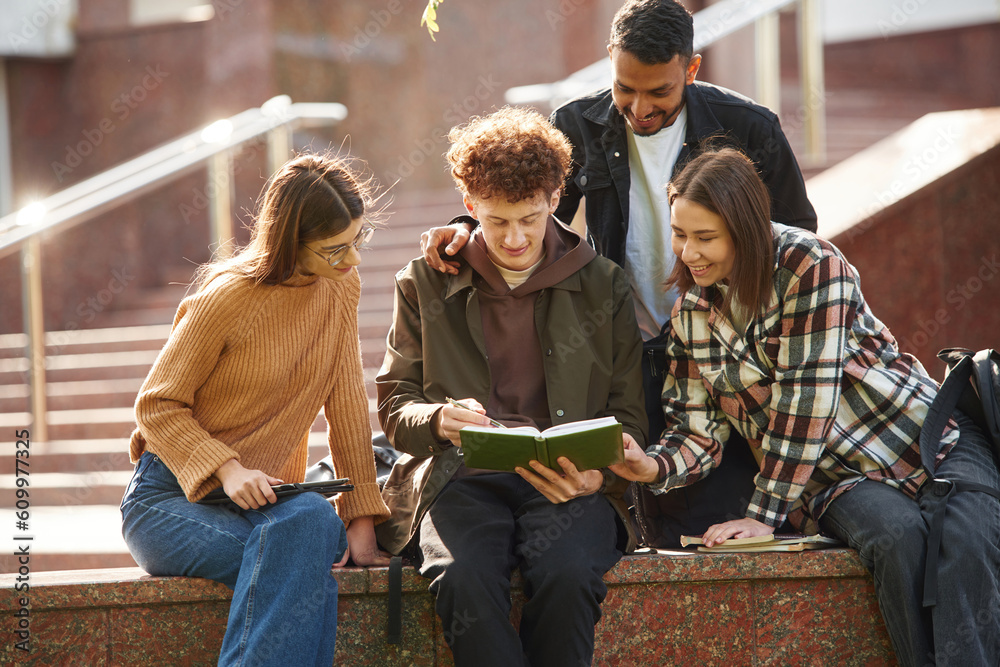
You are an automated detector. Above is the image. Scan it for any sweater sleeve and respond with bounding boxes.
[133,280,248,500]
[324,273,391,524]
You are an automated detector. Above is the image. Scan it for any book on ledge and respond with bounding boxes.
[459,416,623,472]
[679,533,840,553]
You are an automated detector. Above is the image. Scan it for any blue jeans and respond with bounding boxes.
[120,452,346,667]
[820,413,1000,667]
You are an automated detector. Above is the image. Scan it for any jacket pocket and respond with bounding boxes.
[575,167,611,193]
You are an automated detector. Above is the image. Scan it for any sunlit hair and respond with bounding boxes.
[609,0,694,65]
[446,106,572,203]
[197,153,381,288]
[666,147,774,319]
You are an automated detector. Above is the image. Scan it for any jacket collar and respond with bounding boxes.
[443,266,586,300]
[582,88,621,128]
[441,214,593,299]
[681,82,724,143]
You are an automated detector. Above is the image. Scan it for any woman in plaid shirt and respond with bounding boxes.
[611,148,1000,666]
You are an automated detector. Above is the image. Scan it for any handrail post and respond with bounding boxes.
[208,150,234,257]
[799,0,826,165]
[0,58,13,220]
[267,125,293,176]
[22,236,48,444]
[755,11,781,116]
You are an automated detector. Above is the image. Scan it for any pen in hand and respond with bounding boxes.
[445,397,508,429]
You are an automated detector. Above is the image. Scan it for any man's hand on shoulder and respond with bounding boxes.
[420,222,473,275]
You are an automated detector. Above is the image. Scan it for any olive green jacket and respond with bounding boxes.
[374,219,647,555]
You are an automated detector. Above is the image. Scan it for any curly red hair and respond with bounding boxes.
[446,106,572,202]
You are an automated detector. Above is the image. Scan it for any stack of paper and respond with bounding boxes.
[679,533,841,553]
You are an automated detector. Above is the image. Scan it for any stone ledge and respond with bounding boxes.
[0,549,896,666]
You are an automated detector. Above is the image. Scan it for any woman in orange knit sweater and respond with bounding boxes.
[120,154,391,666]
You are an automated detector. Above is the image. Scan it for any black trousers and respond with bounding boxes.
[418,473,622,667]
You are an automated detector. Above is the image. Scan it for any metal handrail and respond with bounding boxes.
[3,95,348,443]
[505,0,824,161]
[0,96,346,258]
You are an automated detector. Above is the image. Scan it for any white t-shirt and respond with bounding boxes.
[492,254,545,289]
[624,106,688,340]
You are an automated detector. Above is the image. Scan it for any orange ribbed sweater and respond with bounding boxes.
[129,269,389,524]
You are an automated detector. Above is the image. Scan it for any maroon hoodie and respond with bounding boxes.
[460,215,597,431]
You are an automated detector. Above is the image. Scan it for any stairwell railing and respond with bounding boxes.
[0,95,348,443]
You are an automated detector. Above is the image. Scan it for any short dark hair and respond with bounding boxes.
[666,148,774,319]
[609,0,694,65]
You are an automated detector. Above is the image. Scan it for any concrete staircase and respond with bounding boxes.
[0,189,463,573]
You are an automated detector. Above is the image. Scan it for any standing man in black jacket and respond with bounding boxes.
[553,0,815,342]
[420,0,817,547]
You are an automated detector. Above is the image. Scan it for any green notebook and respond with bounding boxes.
[459,416,624,472]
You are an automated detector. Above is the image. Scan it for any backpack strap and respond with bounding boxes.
[919,353,1000,607]
[919,355,973,474]
[973,349,1000,448]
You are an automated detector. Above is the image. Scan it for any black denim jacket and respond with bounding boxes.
[550,81,817,267]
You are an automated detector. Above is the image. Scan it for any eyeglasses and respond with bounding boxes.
[306,223,376,267]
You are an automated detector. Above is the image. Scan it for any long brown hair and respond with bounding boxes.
[198,153,378,288]
[666,148,773,319]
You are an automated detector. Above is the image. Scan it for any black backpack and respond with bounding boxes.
[935,348,1000,454]
[918,347,1000,608]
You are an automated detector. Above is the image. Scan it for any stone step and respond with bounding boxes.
[0,350,158,385]
[0,336,389,381]
[76,306,182,330]
[0,330,388,363]
[0,441,133,474]
[0,505,134,573]
[0,552,139,572]
[0,324,174,356]
[0,378,144,413]
[0,376,391,414]
[0,398,382,442]
[0,435,341,475]
[0,470,134,506]
[105,249,422,315]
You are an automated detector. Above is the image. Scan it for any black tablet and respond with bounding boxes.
[198,478,354,505]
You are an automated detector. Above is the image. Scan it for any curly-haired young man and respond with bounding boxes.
[375,107,647,666]
[418,0,819,549]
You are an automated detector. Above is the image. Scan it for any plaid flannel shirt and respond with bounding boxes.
[646,223,955,532]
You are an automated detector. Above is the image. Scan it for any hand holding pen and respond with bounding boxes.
[432,397,506,447]
[445,397,507,429]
